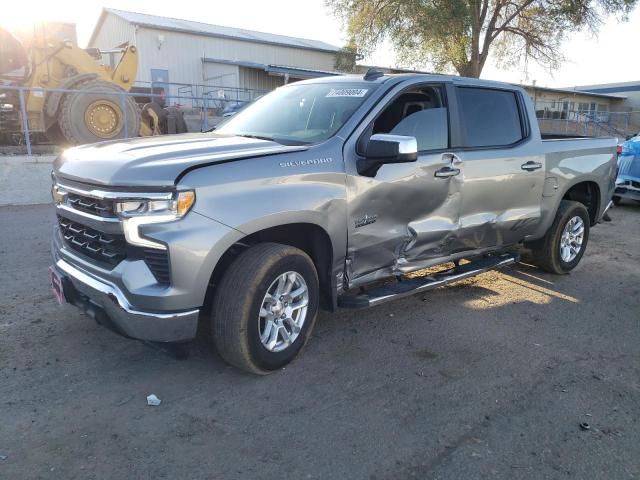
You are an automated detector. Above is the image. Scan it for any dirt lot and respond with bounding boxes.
[1,203,639,480]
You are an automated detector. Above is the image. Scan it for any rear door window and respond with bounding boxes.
[457,87,524,147]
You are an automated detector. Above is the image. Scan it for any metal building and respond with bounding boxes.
[88,8,341,103]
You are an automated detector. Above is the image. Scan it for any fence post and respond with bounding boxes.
[120,92,129,138]
[18,88,32,156]
[203,95,208,131]
[625,114,629,138]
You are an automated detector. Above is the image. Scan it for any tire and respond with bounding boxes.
[527,200,590,274]
[163,106,188,134]
[58,79,140,145]
[612,195,622,206]
[211,243,319,374]
[140,102,167,135]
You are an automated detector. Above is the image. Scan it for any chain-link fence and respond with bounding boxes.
[533,100,640,140]
[2,84,639,156]
[0,82,268,155]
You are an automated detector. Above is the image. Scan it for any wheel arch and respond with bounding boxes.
[204,222,337,317]
[561,180,601,226]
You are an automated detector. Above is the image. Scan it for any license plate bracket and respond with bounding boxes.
[49,266,66,305]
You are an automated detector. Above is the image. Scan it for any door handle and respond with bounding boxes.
[435,166,461,178]
[442,152,462,164]
[521,161,542,171]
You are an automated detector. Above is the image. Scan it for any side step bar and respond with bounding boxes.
[338,253,519,309]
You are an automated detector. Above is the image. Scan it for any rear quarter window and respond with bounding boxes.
[457,87,524,147]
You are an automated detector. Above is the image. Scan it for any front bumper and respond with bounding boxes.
[50,211,242,343]
[51,258,200,342]
[48,178,246,343]
[614,185,640,201]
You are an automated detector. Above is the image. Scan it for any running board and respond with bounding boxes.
[338,253,518,309]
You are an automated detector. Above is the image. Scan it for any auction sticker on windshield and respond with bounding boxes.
[326,88,369,98]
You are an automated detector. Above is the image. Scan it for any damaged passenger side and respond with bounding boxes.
[347,83,461,286]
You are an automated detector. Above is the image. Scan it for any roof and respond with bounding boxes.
[356,64,433,75]
[520,84,626,100]
[571,80,640,95]
[202,57,340,78]
[90,8,340,54]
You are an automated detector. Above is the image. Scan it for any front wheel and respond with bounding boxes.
[527,200,590,274]
[211,243,319,374]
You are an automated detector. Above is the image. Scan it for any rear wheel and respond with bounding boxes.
[211,243,319,374]
[58,79,140,145]
[527,200,590,274]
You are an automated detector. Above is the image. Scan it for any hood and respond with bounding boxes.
[54,133,308,188]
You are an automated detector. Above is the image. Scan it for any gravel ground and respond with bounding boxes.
[0,203,638,480]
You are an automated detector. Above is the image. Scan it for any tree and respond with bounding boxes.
[334,41,361,72]
[326,0,637,78]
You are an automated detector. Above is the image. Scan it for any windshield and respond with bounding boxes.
[214,82,375,145]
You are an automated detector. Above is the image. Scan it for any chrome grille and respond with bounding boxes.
[66,192,117,218]
[57,215,171,285]
[58,216,125,265]
[54,182,172,285]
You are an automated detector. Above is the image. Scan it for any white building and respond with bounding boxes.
[88,8,341,104]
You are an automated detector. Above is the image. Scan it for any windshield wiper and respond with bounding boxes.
[235,134,275,142]
[233,133,310,146]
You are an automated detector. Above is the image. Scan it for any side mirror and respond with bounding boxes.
[358,134,418,176]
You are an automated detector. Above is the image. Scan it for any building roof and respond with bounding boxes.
[570,80,640,95]
[91,8,340,54]
[520,83,626,100]
[202,57,341,78]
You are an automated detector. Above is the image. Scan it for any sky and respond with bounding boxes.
[4,0,639,88]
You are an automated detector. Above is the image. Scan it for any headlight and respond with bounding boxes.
[116,191,195,249]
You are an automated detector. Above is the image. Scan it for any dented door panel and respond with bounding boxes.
[345,152,462,286]
[453,147,546,249]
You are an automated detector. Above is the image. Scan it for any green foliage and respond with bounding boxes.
[334,40,360,72]
[326,0,638,77]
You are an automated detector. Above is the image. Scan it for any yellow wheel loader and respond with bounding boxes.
[0,24,185,146]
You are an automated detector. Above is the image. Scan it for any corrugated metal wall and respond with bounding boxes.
[89,14,136,56]
[91,12,336,91]
[239,67,284,91]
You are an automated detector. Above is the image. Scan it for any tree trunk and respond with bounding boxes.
[456,61,482,78]
[459,2,484,79]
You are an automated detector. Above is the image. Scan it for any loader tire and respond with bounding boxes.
[58,79,140,145]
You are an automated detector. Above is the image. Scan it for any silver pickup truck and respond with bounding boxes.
[50,72,617,374]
